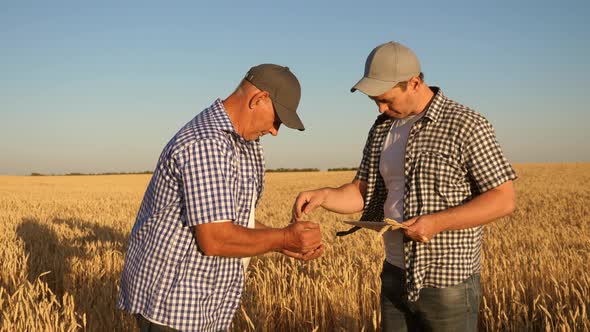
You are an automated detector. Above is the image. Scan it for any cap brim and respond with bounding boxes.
[350,77,398,97]
[274,102,305,131]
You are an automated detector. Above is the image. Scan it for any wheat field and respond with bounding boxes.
[0,163,589,331]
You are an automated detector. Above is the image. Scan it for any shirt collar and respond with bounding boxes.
[206,98,260,145]
[422,87,445,123]
[205,98,238,133]
[374,87,446,127]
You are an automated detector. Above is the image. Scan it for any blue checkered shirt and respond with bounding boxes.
[118,99,265,331]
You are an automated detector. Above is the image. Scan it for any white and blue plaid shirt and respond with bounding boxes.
[118,99,265,331]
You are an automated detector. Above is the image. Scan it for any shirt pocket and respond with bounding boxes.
[408,150,468,209]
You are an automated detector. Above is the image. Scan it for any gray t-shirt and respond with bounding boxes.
[379,111,425,268]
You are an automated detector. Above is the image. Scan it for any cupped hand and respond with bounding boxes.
[283,221,322,253]
[281,244,325,261]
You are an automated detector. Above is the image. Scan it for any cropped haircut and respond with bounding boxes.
[396,72,424,91]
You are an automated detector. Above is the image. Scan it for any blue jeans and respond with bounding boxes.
[380,261,481,332]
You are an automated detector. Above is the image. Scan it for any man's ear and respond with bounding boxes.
[249,91,270,110]
[409,76,422,92]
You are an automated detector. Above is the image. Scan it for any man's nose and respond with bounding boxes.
[378,103,388,113]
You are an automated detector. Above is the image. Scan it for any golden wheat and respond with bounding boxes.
[0,164,589,331]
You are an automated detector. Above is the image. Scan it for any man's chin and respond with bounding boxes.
[244,134,263,141]
[385,110,410,119]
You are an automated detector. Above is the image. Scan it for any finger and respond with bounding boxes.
[294,195,309,220]
[292,205,303,222]
[302,230,322,246]
[302,200,321,215]
[402,217,418,226]
[302,236,322,251]
[302,244,319,252]
[302,252,318,261]
[301,222,320,230]
[313,246,325,259]
[405,225,428,243]
[291,202,298,221]
[402,229,418,242]
[301,248,318,260]
[310,231,322,245]
[404,231,428,243]
[282,249,302,259]
[303,245,324,261]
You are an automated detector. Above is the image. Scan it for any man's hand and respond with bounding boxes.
[272,218,324,261]
[281,244,325,261]
[283,221,323,253]
[292,189,328,221]
[401,181,516,243]
[402,215,442,243]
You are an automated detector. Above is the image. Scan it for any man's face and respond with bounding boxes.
[244,94,281,141]
[369,84,416,119]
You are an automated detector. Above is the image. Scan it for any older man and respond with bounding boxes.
[119,64,323,332]
[293,42,516,331]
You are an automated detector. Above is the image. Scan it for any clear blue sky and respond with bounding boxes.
[1,1,589,175]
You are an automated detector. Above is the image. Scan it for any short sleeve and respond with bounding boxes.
[464,118,517,193]
[177,139,236,226]
[355,127,374,182]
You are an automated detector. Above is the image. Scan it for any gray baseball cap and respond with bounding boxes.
[245,64,304,131]
[351,41,421,96]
